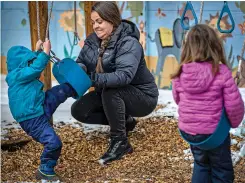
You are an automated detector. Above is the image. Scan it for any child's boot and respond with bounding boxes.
[36,160,61,181]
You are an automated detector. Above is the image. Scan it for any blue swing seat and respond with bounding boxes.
[52,58,92,99]
[179,108,231,150]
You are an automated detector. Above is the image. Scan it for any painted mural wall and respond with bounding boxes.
[144,1,245,89]
[1,1,245,88]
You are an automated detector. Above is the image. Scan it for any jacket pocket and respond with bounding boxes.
[10,94,35,120]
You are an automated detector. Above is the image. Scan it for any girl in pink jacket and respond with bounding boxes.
[172,24,244,183]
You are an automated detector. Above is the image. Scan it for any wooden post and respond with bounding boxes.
[84,1,95,92]
[29,2,53,125]
[28,1,51,92]
[84,2,94,37]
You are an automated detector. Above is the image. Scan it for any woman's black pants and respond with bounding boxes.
[71,85,158,137]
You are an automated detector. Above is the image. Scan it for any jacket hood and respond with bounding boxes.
[180,62,215,94]
[86,19,140,48]
[7,46,37,73]
[108,19,140,48]
[112,19,140,40]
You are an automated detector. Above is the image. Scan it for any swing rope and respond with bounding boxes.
[35,2,92,99]
[198,1,204,24]
[36,1,53,40]
[46,1,53,39]
[241,38,245,59]
[235,37,245,85]
[73,1,80,46]
[36,2,40,41]
[36,1,60,63]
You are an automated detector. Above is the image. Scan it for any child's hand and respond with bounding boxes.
[43,38,51,55]
[36,40,43,51]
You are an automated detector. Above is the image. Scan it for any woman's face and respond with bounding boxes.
[91,11,113,40]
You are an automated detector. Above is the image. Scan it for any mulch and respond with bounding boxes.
[1,115,245,183]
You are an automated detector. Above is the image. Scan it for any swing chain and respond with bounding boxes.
[36,1,60,63]
[241,37,245,59]
[50,52,61,63]
[199,1,204,24]
[73,1,80,46]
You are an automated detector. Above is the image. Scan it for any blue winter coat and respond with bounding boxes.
[6,46,50,122]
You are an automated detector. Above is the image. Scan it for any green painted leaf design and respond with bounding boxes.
[64,45,70,58]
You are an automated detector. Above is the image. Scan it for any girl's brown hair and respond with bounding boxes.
[92,2,121,73]
[171,24,228,79]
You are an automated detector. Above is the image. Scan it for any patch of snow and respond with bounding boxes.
[183,148,191,155]
[231,139,238,145]
[239,144,245,157]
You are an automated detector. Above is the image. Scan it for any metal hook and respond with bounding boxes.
[40,45,60,63]
[50,50,61,63]
[73,32,80,46]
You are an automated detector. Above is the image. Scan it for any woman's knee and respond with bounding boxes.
[71,100,87,122]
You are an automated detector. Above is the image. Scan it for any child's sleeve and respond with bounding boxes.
[172,78,180,105]
[34,50,42,55]
[223,68,244,128]
[16,52,50,83]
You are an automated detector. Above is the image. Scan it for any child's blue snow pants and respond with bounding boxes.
[20,83,75,164]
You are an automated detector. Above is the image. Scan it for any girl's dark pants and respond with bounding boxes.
[181,130,234,183]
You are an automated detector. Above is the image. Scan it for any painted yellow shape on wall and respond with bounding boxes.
[145,56,158,73]
[59,10,85,38]
[160,56,179,88]
[159,27,173,47]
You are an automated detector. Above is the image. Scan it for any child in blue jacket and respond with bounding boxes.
[6,39,76,181]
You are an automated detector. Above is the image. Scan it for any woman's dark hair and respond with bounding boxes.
[92,2,122,73]
[92,2,121,28]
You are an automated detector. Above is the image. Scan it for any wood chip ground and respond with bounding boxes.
[2,115,245,182]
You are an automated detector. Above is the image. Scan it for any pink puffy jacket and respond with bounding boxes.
[172,62,244,135]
